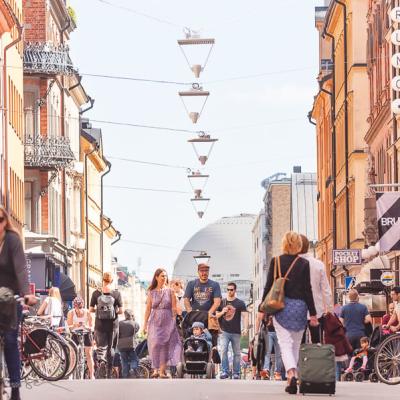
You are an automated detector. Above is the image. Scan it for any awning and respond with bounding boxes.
[59,272,77,301]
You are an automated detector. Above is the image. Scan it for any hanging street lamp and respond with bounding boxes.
[187,170,209,198]
[178,29,215,78]
[190,191,210,219]
[188,131,218,165]
[178,83,210,124]
[193,251,211,267]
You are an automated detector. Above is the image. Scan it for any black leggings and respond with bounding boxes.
[95,330,118,376]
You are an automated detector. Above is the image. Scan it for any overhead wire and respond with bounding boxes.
[94,0,182,28]
[104,185,189,194]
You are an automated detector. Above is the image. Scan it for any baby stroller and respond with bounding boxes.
[176,311,216,379]
[343,347,377,382]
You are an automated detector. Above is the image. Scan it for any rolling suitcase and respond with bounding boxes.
[298,343,336,395]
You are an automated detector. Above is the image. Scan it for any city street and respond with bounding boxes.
[20,380,397,400]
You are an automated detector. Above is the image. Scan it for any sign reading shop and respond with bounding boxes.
[332,249,362,266]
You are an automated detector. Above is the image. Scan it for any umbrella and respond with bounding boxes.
[59,272,77,302]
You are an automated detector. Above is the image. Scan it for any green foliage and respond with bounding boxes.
[68,6,77,26]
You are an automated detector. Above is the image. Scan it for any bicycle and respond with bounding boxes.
[71,328,91,380]
[20,314,70,381]
[374,332,400,385]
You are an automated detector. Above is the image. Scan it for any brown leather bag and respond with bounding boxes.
[260,256,299,314]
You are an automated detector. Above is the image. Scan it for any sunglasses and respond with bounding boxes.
[227,288,235,292]
[0,216,5,223]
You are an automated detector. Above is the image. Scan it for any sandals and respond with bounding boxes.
[150,372,159,379]
[159,374,170,379]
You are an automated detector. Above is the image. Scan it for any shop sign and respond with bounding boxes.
[332,249,362,266]
[380,271,395,287]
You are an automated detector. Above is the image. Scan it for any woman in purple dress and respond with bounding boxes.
[143,268,182,378]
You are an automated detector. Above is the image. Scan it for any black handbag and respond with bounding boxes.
[0,287,17,331]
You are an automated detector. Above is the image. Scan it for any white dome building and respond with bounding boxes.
[173,214,256,303]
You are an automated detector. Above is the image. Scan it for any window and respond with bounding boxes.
[24,181,33,231]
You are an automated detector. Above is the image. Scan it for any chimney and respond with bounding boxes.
[293,166,302,173]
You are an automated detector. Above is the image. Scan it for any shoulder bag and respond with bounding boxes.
[260,256,299,314]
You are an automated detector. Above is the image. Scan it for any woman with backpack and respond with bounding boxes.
[89,272,123,378]
[260,231,317,395]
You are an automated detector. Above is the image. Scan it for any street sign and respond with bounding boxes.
[332,249,362,266]
[345,276,356,291]
[380,271,395,287]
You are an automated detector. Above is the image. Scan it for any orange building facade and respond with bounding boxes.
[311,0,370,299]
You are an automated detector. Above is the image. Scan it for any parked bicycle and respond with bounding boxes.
[20,313,70,381]
[374,332,400,385]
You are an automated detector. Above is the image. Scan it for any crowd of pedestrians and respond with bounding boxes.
[1,199,400,398]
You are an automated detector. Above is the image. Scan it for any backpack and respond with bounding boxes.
[96,291,116,320]
[260,256,299,314]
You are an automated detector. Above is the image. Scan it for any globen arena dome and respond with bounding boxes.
[173,214,256,303]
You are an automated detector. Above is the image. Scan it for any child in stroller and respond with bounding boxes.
[343,337,377,382]
[176,317,215,379]
[186,322,212,353]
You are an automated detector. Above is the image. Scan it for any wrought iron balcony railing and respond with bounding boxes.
[24,42,76,76]
[25,135,75,169]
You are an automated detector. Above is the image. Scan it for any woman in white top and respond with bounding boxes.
[67,296,94,379]
[37,287,63,327]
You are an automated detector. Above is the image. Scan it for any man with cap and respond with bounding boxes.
[184,263,222,348]
[117,309,140,378]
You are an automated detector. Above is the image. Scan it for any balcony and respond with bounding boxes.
[25,135,75,169]
[23,42,76,76]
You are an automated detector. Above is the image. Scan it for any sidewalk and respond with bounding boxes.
[20,379,400,400]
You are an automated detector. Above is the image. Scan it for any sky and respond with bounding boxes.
[68,0,325,280]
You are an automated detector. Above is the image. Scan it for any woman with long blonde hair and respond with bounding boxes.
[37,286,63,327]
[260,231,317,395]
[0,205,37,399]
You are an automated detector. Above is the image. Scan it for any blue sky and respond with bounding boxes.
[68,0,325,280]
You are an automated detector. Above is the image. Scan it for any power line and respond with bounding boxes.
[81,72,191,86]
[94,0,182,28]
[104,185,189,194]
[120,239,202,253]
[106,156,191,170]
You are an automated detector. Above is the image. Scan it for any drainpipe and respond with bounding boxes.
[307,111,316,126]
[2,4,22,211]
[323,28,338,292]
[334,0,351,259]
[85,143,98,305]
[392,0,400,284]
[100,160,112,275]
[80,96,95,115]
[60,17,71,250]
[111,231,121,246]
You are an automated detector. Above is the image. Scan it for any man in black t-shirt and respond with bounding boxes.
[216,282,248,379]
[89,272,123,378]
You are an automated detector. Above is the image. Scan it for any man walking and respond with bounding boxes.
[340,289,372,351]
[216,282,248,379]
[300,234,333,343]
[118,309,140,378]
[184,263,222,347]
[90,272,123,378]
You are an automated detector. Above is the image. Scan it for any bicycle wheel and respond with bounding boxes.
[73,345,85,380]
[134,365,150,379]
[374,334,400,385]
[64,338,78,379]
[28,331,70,381]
